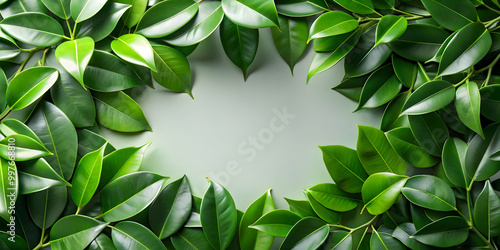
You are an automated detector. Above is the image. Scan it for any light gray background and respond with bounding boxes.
[101,29,380,210]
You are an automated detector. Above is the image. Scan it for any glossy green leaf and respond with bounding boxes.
[0,0,49,18]
[370,230,405,250]
[344,28,392,77]
[442,138,470,188]
[88,234,116,250]
[112,221,166,250]
[93,91,152,132]
[0,134,51,161]
[356,64,402,110]
[319,145,367,193]
[115,0,147,28]
[412,216,469,247]
[275,0,328,17]
[466,123,500,181]
[304,190,341,224]
[18,158,70,194]
[375,15,407,46]
[149,175,192,239]
[98,142,151,191]
[135,0,198,38]
[408,112,449,156]
[220,17,259,79]
[27,186,67,230]
[0,231,29,250]
[388,24,449,62]
[308,11,358,41]
[386,127,438,168]
[474,180,500,238]
[284,198,317,218]
[201,178,238,250]
[221,0,279,29]
[392,55,417,88]
[111,34,157,72]
[0,38,20,62]
[280,217,329,250]
[50,215,108,250]
[70,0,107,22]
[421,0,477,31]
[41,0,70,19]
[330,0,374,14]
[307,30,361,82]
[171,228,214,250]
[77,129,115,160]
[332,75,366,102]
[271,16,308,73]
[249,209,301,237]
[0,13,64,47]
[455,81,483,137]
[357,125,407,175]
[438,23,491,77]
[71,143,106,207]
[27,101,78,180]
[480,84,500,121]
[401,175,456,211]
[240,189,275,250]
[99,172,168,222]
[362,173,408,215]
[0,158,16,222]
[402,80,455,115]
[55,37,94,88]
[307,183,360,212]
[151,45,192,96]
[380,92,410,132]
[321,230,352,249]
[6,67,59,111]
[0,69,6,112]
[164,1,224,46]
[77,2,131,42]
[392,223,429,250]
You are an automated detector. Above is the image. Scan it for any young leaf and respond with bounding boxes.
[70,0,107,23]
[408,113,449,156]
[307,183,360,212]
[361,173,408,215]
[386,127,439,168]
[221,0,279,28]
[18,158,70,194]
[0,13,64,47]
[151,45,192,96]
[455,81,484,138]
[280,217,329,249]
[402,80,455,115]
[0,134,51,161]
[115,0,147,28]
[308,11,358,42]
[474,180,500,238]
[201,178,238,250]
[111,34,157,72]
[401,175,456,211]
[271,16,308,73]
[50,215,108,250]
[304,190,341,224]
[55,37,94,88]
[420,0,477,31]
[239,189,275,250]
[375,15,407,46]
[111,221,166,250]
[71,143,106,207]
[6,67,59,111]
[412,216,469,247]
[356,64,402,110]
[249,209,301,237]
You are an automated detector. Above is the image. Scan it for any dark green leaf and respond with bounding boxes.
[362,173,408,215]
[442,138,470,188]
[375,15,407,46]
[27,186,67,230]
[249,209,301,237]
[112,221,166,250]
[321,230,352,249]
[77,2,131,42]
[280,217,329,250]
[402,175,456,211]
[70,0,107,22]
[465,123,500,181]
[392,223,429,250]
[0,0,48,18]
[18,158,70,194]
[356,64,402,110]
[308,11,358,41]
[271,16,308,73]
[171,228,214,250]
[152,45,192,96]
[370,230,405,250]
[0,134,51,161]
[239,189,275,250]
[331,74,366,102]
[408,113,449,156]
[480,84,500,121]
[0,13,64,47]
[380,92,410,132]
[71,144,106,207]
[275,0,328,17]
[386,127,438,168]
[402,80,454,115]
[0,231,28,250]
[455,82,483,137]
[392,55,417,88]
[412,216,469,247]
[421,0,477,31]
[50,215,108,250]
[41,0,70,19]
[330,0,374,14]
[307,183,360,212]
[0,38,20,62]
[221,0,279,28]
[88,234,116,250]
[474,180,500,238]
[305,190,341,224]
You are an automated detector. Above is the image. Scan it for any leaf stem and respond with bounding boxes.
[453,68,474,88]
[75,206,81,215]
[484,4,500,15]
[467,189,473,226]
[472,226,496,249]
[0,109,11,122]
[485,16,500,29]
[13,51,34,77]
[391,8,419,17]
[66,19,73,39]
[32,242,50,250]
[72,22,78,40]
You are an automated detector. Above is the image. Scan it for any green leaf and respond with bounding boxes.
[249,209,301,237]
[474,180,500,238]
[99,172,168,222]
[0,69,6,112]
[392,55,417,88]
[0,134,51,161]
[280,217,329,250]
[164,1,224,46]
[408,113,449,156]
[27,101,78,180]
[50,215,108,250]
[391,223,429,250]
[201,178,238,250]
[0,38,20,62]
[480,84,500,122]
[401,175,456,211]
[380,92,410,132]
[0,0,49,18]
[319,145,367,193]
[55,37,94,88]
[421,0,477,31]
[0,158,16,222]
[135,0,198,38]
[375,15,407,46]
[304,190,341,224]
[149,176,192,239]
[6,67,59,111]
[466,123,500,181]
[455,82,484,138]
[271,15,308,73]
[70,0,107,22]
[0,231,29,250]
[388,24,449,62]
[321,230,352,249]
[307,183,360,212]
[0,12,64,47]
[442,138,470,188]
[330,0,374,14]
[111,34,157,72]
[171,228,214,250]
[332,75,366,102]
[402,80,455,115]
[151,45,192,96]
[362,173,408,215]
[77,2,131,42]
[344,28,392,78]
[386,127,439,168]
[41,0,70,19]
[88,234,116,250]
[115,0,147,28]
[275,0,328,17]
[98,142,151,191]
[93,91,152,132]
[308,11,357,42]
[0,117,39,140]
[27,186,67,230]
[412,216,469,247]
[221,0,279,28]
[71,143,106,207]
[370,229,406,250]
[77,129,115,161]
[356,64,402,110]
[437,23,491,77]
[220,17,259,79]
[356,125,407,175]
[284,198,317,218]
[239,189,275,250]
[18,158,70,194]
[111,221,166,250]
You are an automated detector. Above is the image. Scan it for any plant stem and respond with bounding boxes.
[32,242,50,250]
[453,69,474,88]
[484,3,500,15]
[39,48,49,66]
[66,19,73,39]
[392,8,419,17]
[485,16,500,29]
[13,51,34,77]
[467,189,473,226]
[72,22,78,40]
[75,206,81,215]
[472,226,496,249]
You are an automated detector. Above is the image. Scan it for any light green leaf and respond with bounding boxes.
[0,13,64,47]
[41,0,71,19]
[152,45,192,96]
[111,221,166,250]
[307,183,360,212]
[115,0,147,28]
[55,37,95,88]
[70,0,107,22]
[280,217,329,250]
[50,215,108,250]
[271,15,308,73]
[249,209,301,237]
[455,81,483,138]
[221,0,279,29]
[239,189,275,250]
[420,0,477,31]
[362,173,408,215]
[71,143,106,207]
[0,134,51,161]
[375,15,407,46]
[18,158,70,194]
[111,34,157,72]
[0,118,42,144]
[308,11,358,42]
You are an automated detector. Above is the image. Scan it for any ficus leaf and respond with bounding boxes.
[0,134,51,161]
[375,15,407,46]
[76,2,131,42]
[70,0,107,23]
[402,80,455,115]
[111,221,166,250]
[401,175,456,211]
[420,0,477,31]
[455,81,484,138]
[115,0,147,28]
[171,228,214,250]
[0,158,16,222]
[275,0,328,17]
[0,13,65,47]
[249,209,301,237]
[361,173,408,215]
[412,216,469,247]
[50,215,108,250]
[280,217,329,249]
[271,15,308,74]
[17,158,70,195]
[151,45,192,96]
[41,0,71,19]
[239,189,275,250]
[55,37,95,88]
[111,34,157,72]
[466,123,500,181]
[71,143,106,207]
[221,0,279,29]
[330,0,374,14]
[308,11,358,42]
[474,180,500,238]
[307,183,360,212]
[356,64,402,111]
[408,112,449,157]
[386,127,438,168]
